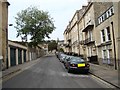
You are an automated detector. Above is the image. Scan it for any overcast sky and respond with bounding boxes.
[8,0,88,41]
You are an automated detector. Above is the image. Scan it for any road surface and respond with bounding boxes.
[3,55,116,89]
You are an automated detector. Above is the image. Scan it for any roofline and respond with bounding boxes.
[70,10,79,24]
[63,2,93,35]
[78,2,93,23]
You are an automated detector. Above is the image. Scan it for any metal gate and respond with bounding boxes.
[10,47,16,66]
[18,49,22,64]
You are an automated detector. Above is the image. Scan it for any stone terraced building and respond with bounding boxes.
[63,1,120,70]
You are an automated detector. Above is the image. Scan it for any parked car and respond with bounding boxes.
[64,55,73,68]
[55,51,60,59]
[55,51,59,57]
[59,54,67,63]
[56,52,62,60]
[65,57,90,73]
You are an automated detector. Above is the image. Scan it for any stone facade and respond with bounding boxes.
[70,11,79,55]
[118,1,120,70]
[63,24,72,54]
[94,2,120,70]
[80,3,97,62]
[0,0,10,70]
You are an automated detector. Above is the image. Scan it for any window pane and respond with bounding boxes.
[101,30,105,42]
[109,9,112,16]
[103,36,105,41]
[106,11,109,18]
[108,34,111,40]
[107,26,111,40]
[102,30,104,35]
[103,50,107,63]
[107,27,110,32]
[103,50,107,58]
[111,7,114,15]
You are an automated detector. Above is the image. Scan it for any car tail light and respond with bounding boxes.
[72,64,75,67]
[70,64,76,67]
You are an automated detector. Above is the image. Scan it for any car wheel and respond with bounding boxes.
[65,66,67,69]
[85,70,89,74]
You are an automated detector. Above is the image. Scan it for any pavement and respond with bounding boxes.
[1,57,41,79]
[1,55,120,88]
[89,63,120,88]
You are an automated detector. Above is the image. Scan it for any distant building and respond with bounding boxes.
[57,40,65,52]
[57,40,64,47]
[38,44,48,55]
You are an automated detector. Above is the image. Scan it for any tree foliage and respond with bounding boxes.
[15,6,55,46]
[48,40,57,51]
[58,48,64,52]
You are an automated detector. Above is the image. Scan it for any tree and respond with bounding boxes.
[48,40,57,51]
[58,48,64,52]
[15,7,55,46]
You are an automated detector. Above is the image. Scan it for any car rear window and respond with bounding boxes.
[70,58,84,62]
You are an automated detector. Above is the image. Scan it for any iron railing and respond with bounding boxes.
[84,37,94,45]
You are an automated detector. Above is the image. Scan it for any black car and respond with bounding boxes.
[66,57,90,73]
[64,55,73,68]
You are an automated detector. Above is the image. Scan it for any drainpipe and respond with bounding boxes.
[111,22,117,70]
[77,11,80,57]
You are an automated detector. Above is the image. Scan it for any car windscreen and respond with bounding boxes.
[65,56,73,60]
[61,54,66,57]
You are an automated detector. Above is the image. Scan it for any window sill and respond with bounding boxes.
[98,40,112,47]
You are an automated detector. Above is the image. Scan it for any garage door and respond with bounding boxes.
[24,50,26,62]
[18,49,22,64]
[10,47,16,66]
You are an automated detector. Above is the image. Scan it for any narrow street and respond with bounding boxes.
[3,55,116,88]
